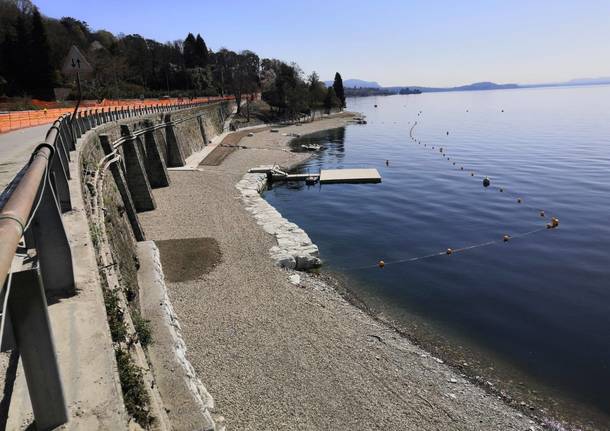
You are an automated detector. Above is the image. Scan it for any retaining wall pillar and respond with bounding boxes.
[119,125,156,212]
[99,135,146,241]
[197,115,208,146]
[163,113,185,167]
[142,120,170,187]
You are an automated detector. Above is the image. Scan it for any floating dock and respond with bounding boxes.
[319,168,381,184]
[249,166,381,184]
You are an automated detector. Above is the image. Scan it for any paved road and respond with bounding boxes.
[0,124,51,192]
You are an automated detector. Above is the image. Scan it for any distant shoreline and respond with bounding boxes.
[341,80,610,97]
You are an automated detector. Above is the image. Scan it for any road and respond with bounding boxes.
[0,124,51,192]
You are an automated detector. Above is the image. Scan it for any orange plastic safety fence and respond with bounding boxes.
[0,95,241,134]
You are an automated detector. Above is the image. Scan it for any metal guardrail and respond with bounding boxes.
[0,97,234,429]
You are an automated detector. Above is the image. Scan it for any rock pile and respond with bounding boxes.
[236,172,322,270]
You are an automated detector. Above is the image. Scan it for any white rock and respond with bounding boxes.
[288,274,301,285]
[237,168,323,271]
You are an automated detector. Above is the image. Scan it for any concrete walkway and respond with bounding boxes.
[0,124,51,191]
[138,116,537,430]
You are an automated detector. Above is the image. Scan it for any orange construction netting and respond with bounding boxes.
[0,96,236,134]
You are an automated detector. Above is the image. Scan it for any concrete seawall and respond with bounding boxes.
[76,101,234,429]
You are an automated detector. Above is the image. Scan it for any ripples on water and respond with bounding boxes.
[264,86,610,422]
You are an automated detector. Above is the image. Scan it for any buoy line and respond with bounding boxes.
[347,115,561,271]
[409,121,418,139]
[406,118,559,225]
[342,226,550,272]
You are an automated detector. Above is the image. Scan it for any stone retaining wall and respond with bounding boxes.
[236,172,321,270]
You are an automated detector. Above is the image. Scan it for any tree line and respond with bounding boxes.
[0,0,346,118]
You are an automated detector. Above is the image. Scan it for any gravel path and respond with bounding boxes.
[138,115,537,430]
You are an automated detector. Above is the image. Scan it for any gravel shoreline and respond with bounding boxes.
[138,114,540,430]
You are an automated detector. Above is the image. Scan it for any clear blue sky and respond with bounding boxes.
[34,0,610,87]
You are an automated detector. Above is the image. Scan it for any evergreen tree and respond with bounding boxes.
[195,34,208,67]
[332,72,345,108]
[324,87,341,112]
[183,32,196,68]
[29,7,55,99]
[14,13,30,94]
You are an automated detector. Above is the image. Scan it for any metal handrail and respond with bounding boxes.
[0,136,56,288]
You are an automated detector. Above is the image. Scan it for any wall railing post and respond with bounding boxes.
[5,261,68,430]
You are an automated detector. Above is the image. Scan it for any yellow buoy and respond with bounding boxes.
[503,235,510,242]
[378,260,385,268]
[446,248,453,255]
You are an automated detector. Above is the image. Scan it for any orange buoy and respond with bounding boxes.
[446,248,453,255]
[503,235,510,242]
[378,260,385,268]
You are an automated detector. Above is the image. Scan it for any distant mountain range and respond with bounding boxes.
[324,79,382,89]
[326,77,610,95]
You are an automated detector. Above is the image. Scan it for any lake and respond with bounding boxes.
[264,85,610,427]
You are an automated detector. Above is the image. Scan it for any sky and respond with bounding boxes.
[34,0,610,87]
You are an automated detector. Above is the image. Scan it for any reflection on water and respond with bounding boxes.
[265,86,610,427]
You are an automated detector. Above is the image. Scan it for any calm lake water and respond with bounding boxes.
[264,86,610,424]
